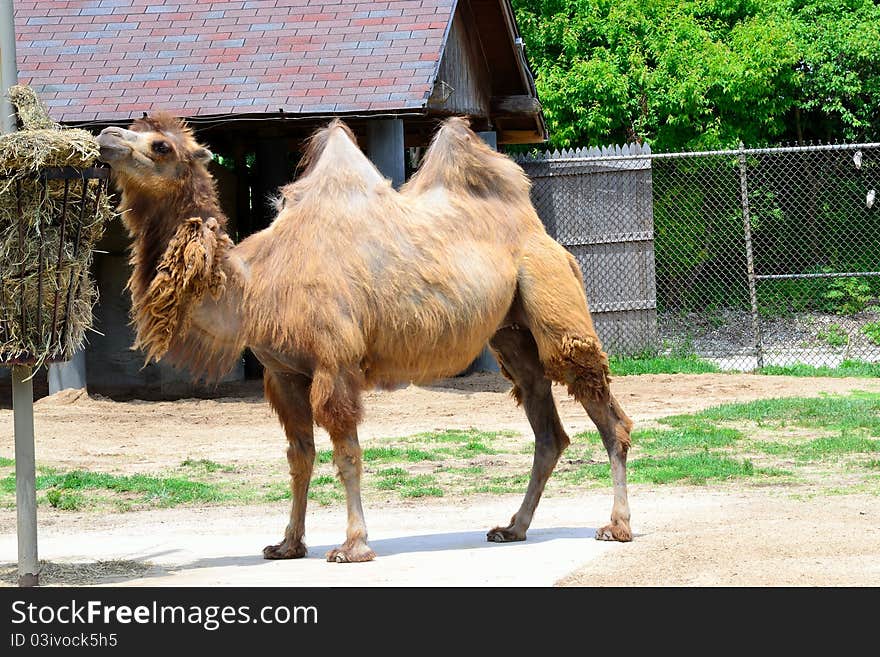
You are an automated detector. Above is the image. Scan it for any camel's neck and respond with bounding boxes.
[120,173,245,380]
[122,170,227,302]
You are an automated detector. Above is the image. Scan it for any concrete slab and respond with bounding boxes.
[0,496,620,587]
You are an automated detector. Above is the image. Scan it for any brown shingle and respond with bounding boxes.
[15,0,454,122]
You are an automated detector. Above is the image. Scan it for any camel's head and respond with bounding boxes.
[97,112,213,193]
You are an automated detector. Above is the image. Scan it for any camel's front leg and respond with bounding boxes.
[326,430,375,563]
[263,371,315,559]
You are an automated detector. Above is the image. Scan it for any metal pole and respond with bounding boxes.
[738,143,764,370]
[0,0,19,134]
[1,0,38,586]
[12,365,38,587]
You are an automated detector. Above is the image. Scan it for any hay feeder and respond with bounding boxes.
[0,165,110,367]
[0,85,112,369]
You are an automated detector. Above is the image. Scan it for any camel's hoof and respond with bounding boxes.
[263,540,308,560]
[595,522,632,542]
[325,543,376,563]
[487,526,526,543]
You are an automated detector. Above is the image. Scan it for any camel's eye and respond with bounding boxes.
[151,141,171,155]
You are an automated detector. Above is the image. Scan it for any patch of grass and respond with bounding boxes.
[757,360,880,378]
[405,429,510,444]
[663,393,880,435]
[470,473,530,495]
[317,447,439,464]
[756,435,880,460]
[375,471,443,498]
[867,460,880,469]
[0,468,228,508]
[45,489,86,510]
[438,465,484,475]
[375,467,407,477]
[609,354,721,376]
[400,486,444,498]
[308,489,345,505]
[562,453,769,486]
[179,458,235,473]
[0,457,13,467]
[636,424,742,453]
[630,454,759,484]
[364,447,439,462]
[263,476,344,505]
[440,441,497,458]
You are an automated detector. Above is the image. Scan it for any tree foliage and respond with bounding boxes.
[512,0,880,150]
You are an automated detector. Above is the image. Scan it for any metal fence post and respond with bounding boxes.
[738,143,765,369]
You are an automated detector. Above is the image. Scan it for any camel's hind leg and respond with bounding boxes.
[487,325,570,542]
[263,370,315,559]
[518,235,634,542]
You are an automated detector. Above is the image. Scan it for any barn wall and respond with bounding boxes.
[428,7,491,116]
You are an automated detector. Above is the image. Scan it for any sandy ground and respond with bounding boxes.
[2,372,880,586]
[4,372,880,475]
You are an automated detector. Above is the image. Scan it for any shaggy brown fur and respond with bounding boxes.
[97,114,635,564]
[132,217,231,364]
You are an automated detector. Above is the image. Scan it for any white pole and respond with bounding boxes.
[0,0,18,134]
[1,0,39,587]
[12,366,38,587]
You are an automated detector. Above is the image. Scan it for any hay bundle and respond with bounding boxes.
[0,86,113,366]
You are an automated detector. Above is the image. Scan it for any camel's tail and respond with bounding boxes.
[403,117,532,201]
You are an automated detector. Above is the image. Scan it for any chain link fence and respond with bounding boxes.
[518,142,880,370]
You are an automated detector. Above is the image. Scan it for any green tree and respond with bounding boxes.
[513,0,880,149]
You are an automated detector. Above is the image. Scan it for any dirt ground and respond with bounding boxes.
[2,372,880,586]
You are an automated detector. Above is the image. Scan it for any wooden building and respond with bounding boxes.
[12,0,546,397]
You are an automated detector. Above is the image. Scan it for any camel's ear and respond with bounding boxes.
[193,147,213,164]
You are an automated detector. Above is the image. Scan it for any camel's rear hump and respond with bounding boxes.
[402,117,532,202]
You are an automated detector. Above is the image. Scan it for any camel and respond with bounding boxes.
[96,113,634,563]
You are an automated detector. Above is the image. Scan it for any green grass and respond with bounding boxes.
[0,468,228,508]
[375,470,443,498]
[0,457,14,467]
[308,489,345,505]
[756,435,880,459]
[263,474,344,505]
[561,453,769,486]
[470,473,530,494]
[609,354,721,376]
[757,360,880,378]
[438,465,485,475]
[635,424,742,453]
[179,458,236,473]
[438,441,497,458]
[318,446,440,464]
[403,429,510,444]
[45,489,87,510]
[661,392,880,434]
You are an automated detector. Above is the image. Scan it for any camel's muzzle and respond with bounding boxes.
[97,127,135,163]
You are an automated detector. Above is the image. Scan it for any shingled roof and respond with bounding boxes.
[14,0,457,123]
